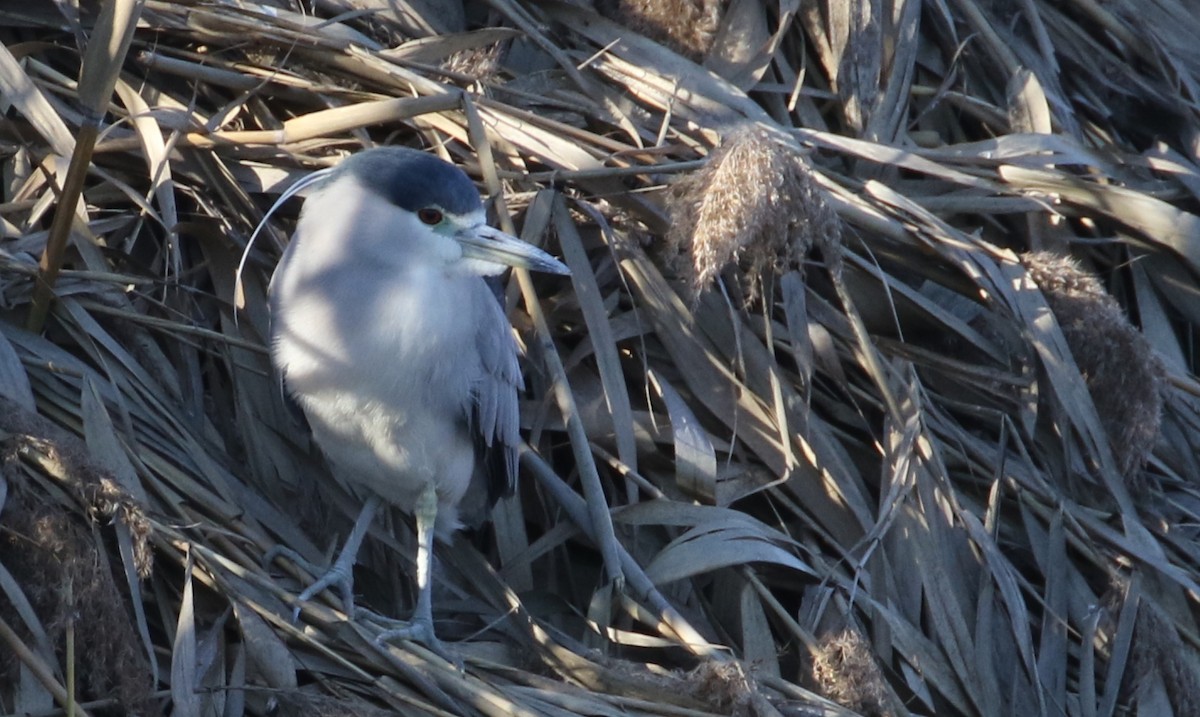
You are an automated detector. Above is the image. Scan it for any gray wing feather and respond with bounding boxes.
[472,280,522,501]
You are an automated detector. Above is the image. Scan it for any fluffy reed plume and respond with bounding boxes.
[810,628,894,717]
[0,484,152,712]
[0,398,154,711]
[666,125,842,303]
[1020,252,1166,480]
[442,42,503,80]
[1132,599,1200,714]
[0,398,153,576]
[684,660,756,716]
[1101,576,1200,714]
[601,0,725,61]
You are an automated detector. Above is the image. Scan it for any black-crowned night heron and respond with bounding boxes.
[261,146,568,654]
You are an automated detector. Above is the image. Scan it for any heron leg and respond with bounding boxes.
[376,481,453,662]
[411,481,437,631]
[265,495,380,620]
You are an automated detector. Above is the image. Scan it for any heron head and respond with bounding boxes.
[305,147,569,277]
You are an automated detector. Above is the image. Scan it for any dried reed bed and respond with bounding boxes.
[2,1,1200,716]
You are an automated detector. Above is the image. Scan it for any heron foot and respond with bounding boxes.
[263,543,358,620]
[375,617,459,668]
[263,498,381,621]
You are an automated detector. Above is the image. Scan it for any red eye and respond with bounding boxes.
[417,207,443,225]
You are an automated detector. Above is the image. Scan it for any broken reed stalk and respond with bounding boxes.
[27,124,96,332]
[28,0,143,333]
[0,614,89,717]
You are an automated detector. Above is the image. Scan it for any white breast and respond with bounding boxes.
[268,178,489,532]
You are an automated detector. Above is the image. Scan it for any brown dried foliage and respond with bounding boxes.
[1132,602,1200,715]
[602,0,726,61]
[442,42,504,80]
[666,126,843,303]
[0,489,152,712]
[810,628,893,717]
[684,660,755,716]
[0,398,153,576]
[1020,252,1166,481]
[0,398,154,711]
[2,0,1199,713]
[1102,577,1200,715]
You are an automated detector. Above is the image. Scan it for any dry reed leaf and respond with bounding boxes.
[0,331,35,411]
[0,42,74,157]
[647,368,718,501]
[1,1,1199,715]
[1000,166,1200,275]
[553,196,639,477]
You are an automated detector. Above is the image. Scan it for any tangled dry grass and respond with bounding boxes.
[2,1,1200,716]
